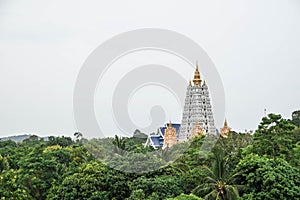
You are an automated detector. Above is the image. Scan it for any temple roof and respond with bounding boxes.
[149,135,164,147]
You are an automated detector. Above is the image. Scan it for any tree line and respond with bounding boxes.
[0,113,299,199]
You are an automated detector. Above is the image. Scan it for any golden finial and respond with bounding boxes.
[168,120,172,127]
[224,119,228,127]
[193,63,202,86]
[220,118,231,138]
[203,80,206,86]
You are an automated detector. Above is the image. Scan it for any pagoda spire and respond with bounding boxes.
[224,118,228,127]
[220,118,231,138]
[168,120,172,127]
[193,63,202,86]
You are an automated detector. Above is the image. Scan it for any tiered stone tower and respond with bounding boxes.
[178,64,216,142]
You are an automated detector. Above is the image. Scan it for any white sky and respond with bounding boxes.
[0,0,300,138]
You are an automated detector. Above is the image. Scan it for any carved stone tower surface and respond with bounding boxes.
[163,121,177,149]
[190,120,204,139]
[178,64,216,142]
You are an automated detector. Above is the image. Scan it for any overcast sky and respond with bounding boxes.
[0,0,299,138]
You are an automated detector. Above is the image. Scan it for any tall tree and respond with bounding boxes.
[234,153,300,200]
[112,135,127,156]
[251,113,296,160]
[74,132,83,141]
[192,149,241,200]
[291,110,300,127]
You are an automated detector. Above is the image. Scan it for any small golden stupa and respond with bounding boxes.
[163,121,178,149]
[220,119,232,138]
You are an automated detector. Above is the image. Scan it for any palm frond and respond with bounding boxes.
[224,185,239,200]
[203,189,218,200]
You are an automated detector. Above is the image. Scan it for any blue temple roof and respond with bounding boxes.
[146,123,181,149]
[149,135,164,147]
[160,127,166,135]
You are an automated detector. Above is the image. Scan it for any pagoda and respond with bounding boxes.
[178,64,216,142]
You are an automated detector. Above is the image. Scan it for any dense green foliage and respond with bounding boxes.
[234,154,300,200]
[291,110,300,127]
[0,113,299,199]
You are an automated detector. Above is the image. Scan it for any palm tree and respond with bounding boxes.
[112,135,127,156]
[74,132,83,141]
[192,149,241,200]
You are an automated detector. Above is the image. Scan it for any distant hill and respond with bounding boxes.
[133,129,148,139]
[0,134,49,143]
[0,134,32,143]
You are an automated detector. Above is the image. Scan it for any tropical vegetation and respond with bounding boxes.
[0,113,299,199]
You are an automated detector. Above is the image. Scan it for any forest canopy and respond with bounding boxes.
[0,113,299,200]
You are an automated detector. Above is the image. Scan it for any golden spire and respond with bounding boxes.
[203,80,206,86]
[224,119,228,127]
[220,118,231,138]
[168,120,172,127]
[193,63,202,86]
